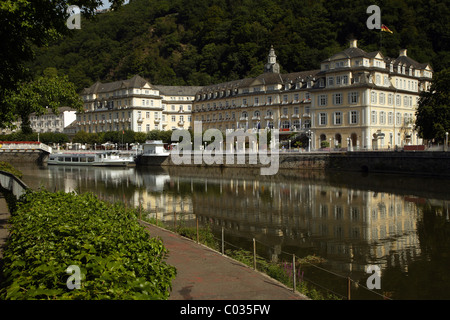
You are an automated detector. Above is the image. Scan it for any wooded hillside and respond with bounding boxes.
[29,0,450,91]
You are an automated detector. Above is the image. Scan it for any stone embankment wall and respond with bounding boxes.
[156,151,450,177]
[0,151,48,164]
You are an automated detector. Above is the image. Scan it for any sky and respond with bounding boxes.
[99,0,130,10]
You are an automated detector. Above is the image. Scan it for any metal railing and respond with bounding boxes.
[0,170,29,199]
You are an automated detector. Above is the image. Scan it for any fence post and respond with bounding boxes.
[292,254,296,292]
[253,238,256,270]
[155,206,158,225]
[221,226,224,255]
[347,277,351,300]
[174,210,176,229]
[196,216,199,244]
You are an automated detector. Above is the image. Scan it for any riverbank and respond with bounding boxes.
[146,150,450,177]
[140,220,308,300]
[0,188,308,300]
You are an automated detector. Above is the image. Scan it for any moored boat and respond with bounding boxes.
[48,151,135,167]
[135,140,170,166]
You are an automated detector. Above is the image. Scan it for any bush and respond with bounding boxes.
[0,190,176,300]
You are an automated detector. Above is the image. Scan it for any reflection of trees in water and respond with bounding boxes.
[381,204,450,299]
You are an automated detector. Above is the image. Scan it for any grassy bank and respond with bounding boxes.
[0,189,176,300]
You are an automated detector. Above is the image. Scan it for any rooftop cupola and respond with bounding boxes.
[264,45,281,73]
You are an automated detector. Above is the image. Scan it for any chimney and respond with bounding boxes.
[399,49,407,57]
[350,39,358,48]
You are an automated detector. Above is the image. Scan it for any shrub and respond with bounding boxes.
[0,190,176,300]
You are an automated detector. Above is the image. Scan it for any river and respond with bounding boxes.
[13,163,450,300]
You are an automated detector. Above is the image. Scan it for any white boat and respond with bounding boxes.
[135,140,170,166]
[48,152,135,167]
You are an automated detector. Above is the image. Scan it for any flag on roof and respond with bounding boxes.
[381,24,393,33]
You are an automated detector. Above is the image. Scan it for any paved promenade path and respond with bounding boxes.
[141,221,308,300]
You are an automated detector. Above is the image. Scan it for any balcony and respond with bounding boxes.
[280,114,289,119]
[137,117,143,123]
[302,113,311,118]
[291,114,300,119]
[252,116,260,121]
[154,118,161,124]
[239,117,248,121]
[264,115,273,120]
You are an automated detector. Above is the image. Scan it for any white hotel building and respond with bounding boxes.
[193,40,433,150]
[76,75,202,133]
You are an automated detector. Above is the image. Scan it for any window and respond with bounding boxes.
[349,92,359,104]
[371,92,377,104]
[319,95,328,106]
[350,111,358,124]
[388,112,394,125]
[334,112,342,125]
[388,94,393,105]
[328,77,334,86]
[380,111,386,124]
[333,93,342,105]
[293,107,299,115]
[396,95,401,106]
[172,116,176,122]
[379,93,385,105]
[371,111,377,124]
[319,113,327,126]
[343,75,348,84]
[396,113,402,125]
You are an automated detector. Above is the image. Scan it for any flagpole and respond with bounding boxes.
[380,23,383,50]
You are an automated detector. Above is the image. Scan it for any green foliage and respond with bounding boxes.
[0,1,125,129]
[0,189,176,300]
[0,132,69,144]
[0,161,23,179]
[416,68,450,141]
[3,74,83,133]
[28,0,448,92]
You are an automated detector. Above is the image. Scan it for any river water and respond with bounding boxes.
[14,163,450,300]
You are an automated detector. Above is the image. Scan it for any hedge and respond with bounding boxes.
[0,190,176,300]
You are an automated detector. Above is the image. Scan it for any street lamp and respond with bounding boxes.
[446,132,449,152]
[307,130,311,152]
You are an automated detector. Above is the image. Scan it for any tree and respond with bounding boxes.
[415,68,450,142]
[3,73,83,134]
[0,0,124,129]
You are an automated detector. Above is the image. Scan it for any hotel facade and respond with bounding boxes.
[77,75,202,133]
[192,40,433,150]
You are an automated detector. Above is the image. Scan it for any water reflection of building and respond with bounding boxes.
[189,177,422,275]
[46,165,194,224]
